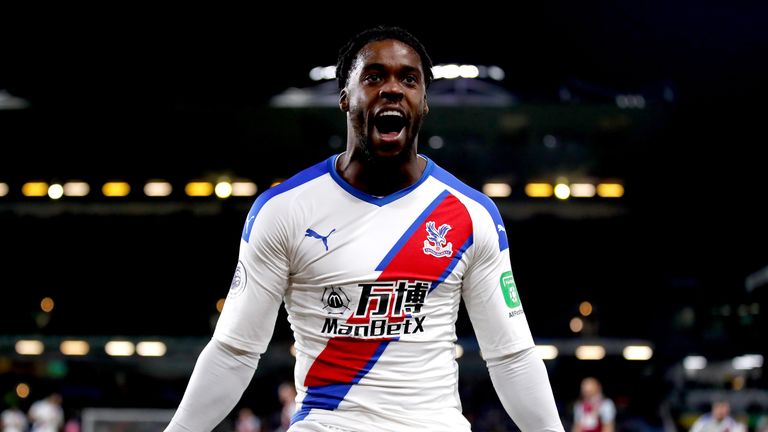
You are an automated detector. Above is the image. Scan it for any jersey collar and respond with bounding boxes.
[327,153,434,206]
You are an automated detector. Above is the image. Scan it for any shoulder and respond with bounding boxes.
[429,162,497,214]
[241,156,333,242]
[694,414,713,424]
[428,160,508,251]
[600,398,617,417]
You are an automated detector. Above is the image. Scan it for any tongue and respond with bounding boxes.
[381,131,400,140]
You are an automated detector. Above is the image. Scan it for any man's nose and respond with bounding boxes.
[380,79,404,101]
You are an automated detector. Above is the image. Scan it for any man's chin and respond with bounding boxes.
[364,129,411,160]
[364,142,409,162]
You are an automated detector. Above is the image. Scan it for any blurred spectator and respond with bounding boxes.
[1,404,28,432]
[756,414,768,432]
[235,407,261,432]
[28,393,64,432]
[689,399,745,432]
[277,381,296,432]
[63,416,80,432]
[573,377,616,432]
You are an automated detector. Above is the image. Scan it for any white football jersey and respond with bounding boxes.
[214,154,535,432]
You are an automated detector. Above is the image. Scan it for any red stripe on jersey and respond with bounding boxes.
[378,193,472,282]
[303,337,387,387]
[302,192,471,388]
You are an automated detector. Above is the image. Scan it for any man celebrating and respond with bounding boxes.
[166,25,564,432]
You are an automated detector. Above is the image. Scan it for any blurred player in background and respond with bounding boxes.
[572,378,615,432]
[165,25,563,432]
[235,407,261,432]
[1,404,28,432]
[689,399,745,432]
[277,381,297,432]
[28,393,64,432]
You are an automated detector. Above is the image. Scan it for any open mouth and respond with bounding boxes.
[373,110,406,140]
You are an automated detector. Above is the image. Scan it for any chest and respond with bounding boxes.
[289,191,474,287]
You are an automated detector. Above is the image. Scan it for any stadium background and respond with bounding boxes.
[1,5,767,431]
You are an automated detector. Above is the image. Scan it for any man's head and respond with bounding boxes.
[711,399,730,421]
[580,377,603,400]
[279,381,296,404]
[48,393,62,405]
[238,407,255,419]
[336,26,433,91]
[337,26,433,161]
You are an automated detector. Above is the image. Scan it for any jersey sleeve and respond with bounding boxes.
[213,198,291,354]
[574,402,583,424]
[461,203,535,360]
[599,399,616,423]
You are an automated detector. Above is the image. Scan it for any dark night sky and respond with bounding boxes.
[2,4,766,178]
[2,4,765,107]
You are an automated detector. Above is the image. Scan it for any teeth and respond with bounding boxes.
[377,110,403,118]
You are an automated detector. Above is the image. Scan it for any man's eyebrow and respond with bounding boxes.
[399,65,422,75]
[361,63,386,71]
[361,63,422,75]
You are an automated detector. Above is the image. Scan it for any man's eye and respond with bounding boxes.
[365,74,381,82]
[404,75,417,84]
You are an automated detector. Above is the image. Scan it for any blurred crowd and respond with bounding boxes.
[3,378,768,432]
[1,393,79,432]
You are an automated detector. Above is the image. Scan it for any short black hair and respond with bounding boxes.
[336,25,434,90]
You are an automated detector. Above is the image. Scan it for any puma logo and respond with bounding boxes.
[305,228,336,251]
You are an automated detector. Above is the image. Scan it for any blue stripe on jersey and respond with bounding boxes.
[375,189,451,271]
[327,154,435,207]
[352,339,391,382]
[429,234,474,293]
[241,159,328,242]
[430,164,509,252]
[292,340,391,424]
[291,383,352,423]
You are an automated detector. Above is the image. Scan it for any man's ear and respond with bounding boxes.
[339,89,349,112]
[424,94,429,115]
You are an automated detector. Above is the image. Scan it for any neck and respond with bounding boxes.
[336,146,425,197]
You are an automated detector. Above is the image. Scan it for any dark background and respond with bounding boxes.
[1,4,767,431]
